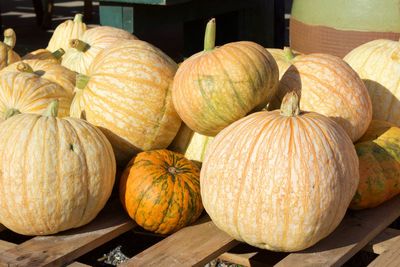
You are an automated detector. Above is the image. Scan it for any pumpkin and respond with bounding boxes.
[0,29,20,70]
[184,132,214,164]
[70,39,181,165]
[266,47,300,79]
[344,39,400,125]
[201,92,359,252]
[0,100,116,235]
[270,53,372,142]
[351,120,400,210]
[62,26,137,74]
[120,149,203,234]
[172,18,279,136]
[23,48,65,64]
[47,13,87,53]
[0,64,72,121]
[2,60,75,94]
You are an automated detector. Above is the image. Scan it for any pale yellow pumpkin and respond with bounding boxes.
[0,101,116,235]
[47,13,87,53]
[22,48,65,64]
[201,92,359,252]
[344,39,400,125]
[0,66,72,121]
[0,29,20,70]
[62,26,137,74]
[2,60,75,94]
[185,132,214,163]
[270,53,372,142]
[70,39,181,164]
[266,47,300,79]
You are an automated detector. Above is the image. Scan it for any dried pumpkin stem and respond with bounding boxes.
[16,62,34,73]
[74,13,84,23]
[283,47,295,60]
[204,18,216,51]
[70,39,90,52]
[3,28,16,49]
[4,108,21,120]
[52,48,65,59]
[43,100,59,117]
[280,92,300,117]
[76,73,90,90]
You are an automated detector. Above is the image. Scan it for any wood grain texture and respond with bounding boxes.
[366,228,400,254]
[0,202,134,267]
[367,237,400,267]
[122,215,239,267]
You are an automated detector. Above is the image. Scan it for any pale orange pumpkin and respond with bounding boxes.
[201,92,359,252]
[0,100,116,235]
[0,29,20,70]
[22,48,65,64]
[270,53,372,142]
[70,39,181,165]
[266,47,300,79]
[344,39,400,125]
[62,26,137,74]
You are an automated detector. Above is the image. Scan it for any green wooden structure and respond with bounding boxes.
[99,0,285,60]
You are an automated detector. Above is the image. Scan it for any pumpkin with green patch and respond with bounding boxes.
[351,120,400,209]
[120,149,203,234]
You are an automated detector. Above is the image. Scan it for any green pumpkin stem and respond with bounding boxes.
[44,100,59,117]
[280,92,300,117]
[16,62,34,73]
[283,47,295,60]
[70,39,90,52]
[4,108,21,120]
[52,48,65,59]
[76,73,90,89]
[204,18,216,51]
[74,13,84,23]
[3,28,16,49]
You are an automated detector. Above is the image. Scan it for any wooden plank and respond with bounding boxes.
[0,240,17,251]
[0,201,135,267]
[367,237,400,267]
[122,215,240,267]
[275,196,400,267]
[365,228,400,254]
[67,262,92,267]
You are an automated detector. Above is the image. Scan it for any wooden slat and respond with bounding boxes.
[67,262,92,267]
[0,240,16,251]
[365,228,400,254]
[122,215,239,267]
[275,196,400,267]
[0,201,135,267]
[367,235,400,267]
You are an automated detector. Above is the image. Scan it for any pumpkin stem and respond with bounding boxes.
[4,108,21,120]
[3,28,16,49]
[16,62,34,73]
[204,18,216,51]
[43,100,59,117]
[168,166,178,175]
[76,73,90,89]
[70,39,90,52]
[283,47,295,60]
[280,92,300,117]
[52,48,65,59]
[74,13,84,23]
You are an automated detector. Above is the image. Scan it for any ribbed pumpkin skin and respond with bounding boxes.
[344,39,400,125]
[0,113,116,235]
[172,41,279,136]
[0,42,20,70]
[271,54,372,142]
[62,26,137,74]
[120,149,203,234]
[351,120,400,210]
[201,110,359,251]
[70,40,181,164]
[0,71,72,121]
[2,59,76,94]
[47,16,87,53]
[23,49,61,64]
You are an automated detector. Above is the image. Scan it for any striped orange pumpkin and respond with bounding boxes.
[0,29,20,70]
[0,101,116,235]
[344,39,400,125]
[70,39,181,165]
[201,92,359,251]
[172,19,279,136]
[120,149,203,234]
[270,53,372,142]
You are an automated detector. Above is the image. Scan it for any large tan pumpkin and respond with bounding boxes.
[172,19,279,136]
[70,39,181,165]
[266,47,300,79]
[2,60,75,94]
[0,101,116,235]
[201,92,359,252]
[62,26,137,74]
[270,53,372,142]
[0,29,20,70]
[0,66,72,121]
[344,39,400,125]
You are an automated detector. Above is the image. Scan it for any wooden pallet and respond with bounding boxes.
[0,196,399,267]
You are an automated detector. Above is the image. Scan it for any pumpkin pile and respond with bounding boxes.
[0,14,398,255]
